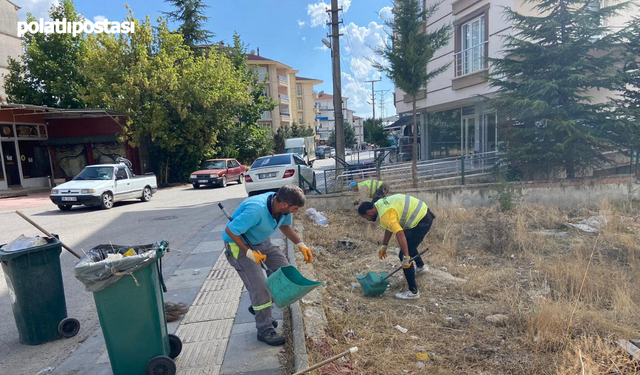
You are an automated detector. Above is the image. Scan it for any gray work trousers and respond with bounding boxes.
[224,238,289,334]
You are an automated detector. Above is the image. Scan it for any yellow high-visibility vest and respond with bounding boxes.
[358,180,384,198]
[374,194,428,231]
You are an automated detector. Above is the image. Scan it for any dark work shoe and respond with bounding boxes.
[248,307,277,328]
[257,328,285,346]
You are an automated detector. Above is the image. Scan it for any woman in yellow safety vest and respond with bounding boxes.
[349,179,390,203]
[357,194,435,299]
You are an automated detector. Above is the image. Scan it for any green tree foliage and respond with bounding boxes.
[614,17,640,153]
[489,0,631,179]
[373,0,451,187]
[272,123,315,154]
[163,0,214,51]
[3,0,85,107]
[363,118,391,147]
[211,33,276,164]
[80,12,249,184]
[328,122,356,148]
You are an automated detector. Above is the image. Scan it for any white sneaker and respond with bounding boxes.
[395,290,420,300]
[416,265,429,274]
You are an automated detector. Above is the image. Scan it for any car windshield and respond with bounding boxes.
[251,155,291,169]
[199,160,226,170]
[285,147,304,155]
[74,167,114,180]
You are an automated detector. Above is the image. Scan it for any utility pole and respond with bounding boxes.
[365,78,381,121]
[327,0,344,166]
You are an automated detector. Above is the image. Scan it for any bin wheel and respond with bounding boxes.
[58,318,80,338]
[168,334,182,359]
[146,355,176,375]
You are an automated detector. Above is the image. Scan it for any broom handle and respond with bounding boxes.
[292,347,358,375]
[218,203,272,275]
[382,248,429,282]
[15,210,81,259]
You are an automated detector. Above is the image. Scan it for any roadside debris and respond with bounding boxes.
[165,302,189,322]
[305,208,329,227]
[36,367,54,375]
[565,214,608,233]
[485,314,509,326]
[395,325,408,334]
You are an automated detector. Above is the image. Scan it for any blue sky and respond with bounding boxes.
[17,0,398,120]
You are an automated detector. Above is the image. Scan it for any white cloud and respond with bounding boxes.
[302,36,306,42]
[17,0,59,22]
[93,15,107,23]
[315,45,330,52]
[297,19,306,28]
[341,72,370,110]
[378,6,393,22]
[307,0,351,28]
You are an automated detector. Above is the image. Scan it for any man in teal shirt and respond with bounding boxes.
[223,185,313,346]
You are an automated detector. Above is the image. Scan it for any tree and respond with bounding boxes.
[363,118,391,147]
[328,122,356,148]
[163,0,214,51]
[4,0,85,107]
[80,12,249,184]
[489,0,630,179]
[212,32,276,164]
[613,17,640,155]
[373,0,451,187]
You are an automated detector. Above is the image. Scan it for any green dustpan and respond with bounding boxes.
[356,248,429,297]
[267,265,324,308]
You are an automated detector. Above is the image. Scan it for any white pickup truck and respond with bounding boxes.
[50,164,158,211]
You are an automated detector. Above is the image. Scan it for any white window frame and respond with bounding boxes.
[457,15,487,76]
[298,114,303,123]
[296,84,302,96]
[297,99,303,110]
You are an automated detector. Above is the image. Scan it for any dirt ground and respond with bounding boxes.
[298,199,640,374]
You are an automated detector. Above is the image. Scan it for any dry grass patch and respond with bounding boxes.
[298,201,640,374]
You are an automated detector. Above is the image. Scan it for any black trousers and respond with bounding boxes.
[399,209,435,292]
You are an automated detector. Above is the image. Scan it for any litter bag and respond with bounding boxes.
[74,242,166,292]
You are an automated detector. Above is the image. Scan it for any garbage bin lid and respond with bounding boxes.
[0,237,61,261]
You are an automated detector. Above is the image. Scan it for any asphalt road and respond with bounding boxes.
[0,182,248,375]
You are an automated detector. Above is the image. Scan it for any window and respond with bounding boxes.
[456,15,486,76]
[227,161,233,168]
[298,114,303,123]
[231,160,239,168]
[297,84,302,96]
[293,155,306,165]
[116,168,128,180]
[297,99,303,110]
[587,1,601,12]
[258,66,268,82]
[18,141,51,178]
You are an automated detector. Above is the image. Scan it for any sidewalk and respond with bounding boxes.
[51,213,285,375]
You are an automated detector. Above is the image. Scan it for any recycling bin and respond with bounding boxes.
[76,242,182,375]
[0,237,80,345]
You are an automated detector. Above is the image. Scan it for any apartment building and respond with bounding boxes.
[394,0,636,161]
[247,51,322,133]
[315,91,355,145]
[353,116,364,148]
[0,0,21,102]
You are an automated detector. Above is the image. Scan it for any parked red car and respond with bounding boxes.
[189,158,246,188]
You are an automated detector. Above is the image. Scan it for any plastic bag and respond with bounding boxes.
[74,242,167,293]
[0,235,47,252]
[305,208,329,227]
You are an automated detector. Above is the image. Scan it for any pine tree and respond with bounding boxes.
[372,0,451,187]
[614,17,640,156]
[163,0,214,50]
[490,0,631,178]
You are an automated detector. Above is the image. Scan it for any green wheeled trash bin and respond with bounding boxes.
[79,241,182,375]
[0,237,80,345]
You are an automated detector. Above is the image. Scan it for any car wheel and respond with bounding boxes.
[237,174,244,184]
[58,205,72,211]
[219,176,227,188]
[141,186,152,202]
[192,183,199,189]
[100,192,114,209]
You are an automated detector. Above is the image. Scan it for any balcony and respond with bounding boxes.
[278,94,289,104]
[277,76,288,87]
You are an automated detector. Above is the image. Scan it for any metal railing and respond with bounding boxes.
[454,41,488,77]
[315,151,502,195]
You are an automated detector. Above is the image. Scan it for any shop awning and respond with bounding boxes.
[384,116,413,132]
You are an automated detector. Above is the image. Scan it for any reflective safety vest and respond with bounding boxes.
[374,194,428,231]
[358,180,384,198]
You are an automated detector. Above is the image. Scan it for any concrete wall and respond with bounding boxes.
[0,0,21,102]
[306,176,639,211]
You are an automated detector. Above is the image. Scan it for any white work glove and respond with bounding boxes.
[296,242,313,263]
[401,257,412,269]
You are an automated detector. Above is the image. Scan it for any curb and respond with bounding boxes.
[286,236,310,373]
